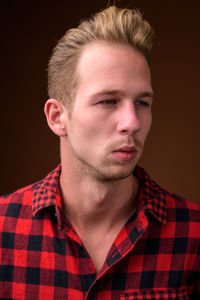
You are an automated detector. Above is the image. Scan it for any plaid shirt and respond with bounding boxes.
[0,165,199,299]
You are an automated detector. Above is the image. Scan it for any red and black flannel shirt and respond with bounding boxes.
[0,165,199,299]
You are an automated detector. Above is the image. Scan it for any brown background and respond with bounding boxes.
[1,0,200,203]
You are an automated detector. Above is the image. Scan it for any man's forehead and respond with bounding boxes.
[76,41,151,81]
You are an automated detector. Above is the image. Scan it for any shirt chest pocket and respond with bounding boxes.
[120,287,189,299]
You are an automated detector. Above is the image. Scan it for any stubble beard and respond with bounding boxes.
[75,144,143,183]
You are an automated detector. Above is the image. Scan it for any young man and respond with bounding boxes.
[0,6,199,299]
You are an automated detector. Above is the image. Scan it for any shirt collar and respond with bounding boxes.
[32,164,167,224]
[134,166,167,224]
[32,165,62,217]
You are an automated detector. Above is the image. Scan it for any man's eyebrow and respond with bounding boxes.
[91,90,124,98]
[139,92,154,98]
[90,90,154,98]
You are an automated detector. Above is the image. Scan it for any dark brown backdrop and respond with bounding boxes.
[1,0,200,203]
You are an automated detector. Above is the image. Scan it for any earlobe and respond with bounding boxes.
[44,99,67,137]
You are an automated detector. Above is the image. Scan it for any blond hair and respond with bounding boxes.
[48,5,154,107]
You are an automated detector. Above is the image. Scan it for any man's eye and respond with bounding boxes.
[98,99,118,105]
[135,100,150,107]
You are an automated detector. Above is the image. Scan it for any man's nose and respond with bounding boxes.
[117,102,141,135]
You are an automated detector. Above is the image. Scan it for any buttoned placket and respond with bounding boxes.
[83,210,149,299]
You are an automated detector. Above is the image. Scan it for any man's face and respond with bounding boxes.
[63,42,153,181]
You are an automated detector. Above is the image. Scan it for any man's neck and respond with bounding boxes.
[60,165,139,235]
[59,152,139,273]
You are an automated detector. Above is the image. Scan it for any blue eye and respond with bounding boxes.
[135,100,150,107]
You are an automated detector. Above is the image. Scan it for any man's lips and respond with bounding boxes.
[114,146,137,152]
[112,146,138,162]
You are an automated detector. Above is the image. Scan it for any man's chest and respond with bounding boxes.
[0,216,198,299]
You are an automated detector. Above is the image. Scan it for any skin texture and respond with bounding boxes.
[44,42,153,273]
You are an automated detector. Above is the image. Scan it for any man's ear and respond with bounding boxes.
[44,99,68,137]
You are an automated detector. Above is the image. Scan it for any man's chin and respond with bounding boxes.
[96,165,136,182]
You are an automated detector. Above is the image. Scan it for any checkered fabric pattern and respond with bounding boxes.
[0,165,199,299]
